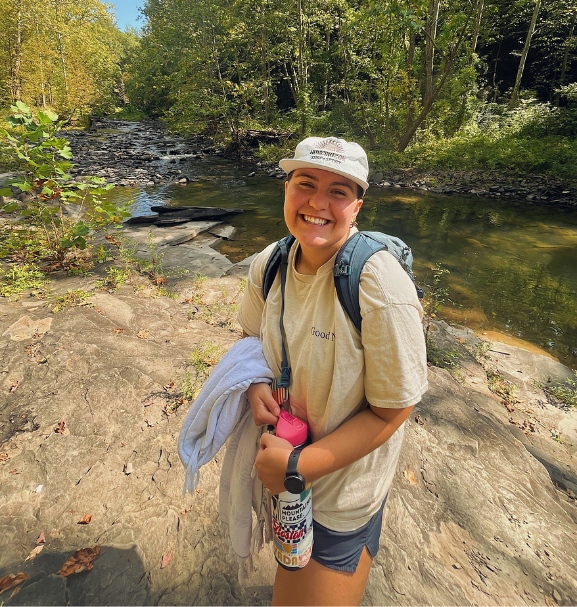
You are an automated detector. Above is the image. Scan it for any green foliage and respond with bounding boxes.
[0,103,130,267]
[112,104,147,121]
[52,288,90,312]
[400,100,577,182]
[189,341,226,375]
[96,266,130,291]
[426,343,461,372]
[542,372,577,409]
[177,340,227,402]
[0,0,125,116]
[422,263,450,348]
[486,369,519,407]
[0,263,46,297]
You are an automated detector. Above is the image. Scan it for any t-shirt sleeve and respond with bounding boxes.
[237,243,276,337]
[359,251,428,408]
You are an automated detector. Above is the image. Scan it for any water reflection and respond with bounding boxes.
[106,166,577,369]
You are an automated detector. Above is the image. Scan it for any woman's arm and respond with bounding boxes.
[255,403,414,495]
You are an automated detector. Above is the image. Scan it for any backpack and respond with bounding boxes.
[262,231,423,332]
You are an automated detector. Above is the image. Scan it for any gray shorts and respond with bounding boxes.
[310,497,387,573]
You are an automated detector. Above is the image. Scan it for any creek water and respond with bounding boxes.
[106,154,577,370]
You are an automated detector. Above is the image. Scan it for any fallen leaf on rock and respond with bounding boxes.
[136,329,150,339]
[0,572,30,595]
[160,549,173,569]
[58,546,100,577]
[113,328,125,334]
[54,420,67,434]
[36,531,46,544]
[414,415,425,426]
[105,234,121,246]
[25,545,44,561]
[404,469,418,485]
[0,452,8,464]
[77,514,92,525]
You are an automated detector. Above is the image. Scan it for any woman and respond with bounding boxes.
[238,136,428,605]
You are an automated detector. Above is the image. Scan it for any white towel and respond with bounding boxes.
[177,336,274,582]
[219,408,273,582]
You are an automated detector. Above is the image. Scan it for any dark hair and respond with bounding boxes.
[286,171,364,199]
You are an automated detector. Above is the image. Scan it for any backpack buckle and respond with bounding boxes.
[334,262,351,277]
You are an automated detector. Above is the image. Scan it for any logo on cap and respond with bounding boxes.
[310,137,346,165]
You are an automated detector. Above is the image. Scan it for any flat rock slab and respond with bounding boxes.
[0,278,576,605]
[121,222,222,248]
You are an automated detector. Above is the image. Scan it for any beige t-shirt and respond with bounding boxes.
[238,238,428,531]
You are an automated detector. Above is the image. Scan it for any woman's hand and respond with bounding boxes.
[246,382,280,426]
[255,433,293,495]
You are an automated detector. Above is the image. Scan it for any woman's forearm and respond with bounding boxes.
[298,404,414,484]
[256,404,414,495]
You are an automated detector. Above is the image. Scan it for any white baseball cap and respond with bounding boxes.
[279,136,369,193]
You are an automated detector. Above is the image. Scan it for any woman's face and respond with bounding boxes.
[284,168,363,269]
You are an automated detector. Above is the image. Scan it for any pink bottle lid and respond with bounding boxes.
[276,410,308,447]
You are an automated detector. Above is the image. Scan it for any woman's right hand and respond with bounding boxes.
[246,382,280,426]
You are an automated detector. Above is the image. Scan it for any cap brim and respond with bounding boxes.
[279,159,369,192]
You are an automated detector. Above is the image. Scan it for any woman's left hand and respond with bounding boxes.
[255,433,294,495]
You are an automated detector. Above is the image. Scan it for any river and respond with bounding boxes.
[99,138,577,371]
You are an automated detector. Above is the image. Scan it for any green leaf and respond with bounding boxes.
[1,202,19,213]
[0,187,14,197]
[38,110,59,124]
[27,130,44,142]
[72,222,90,237]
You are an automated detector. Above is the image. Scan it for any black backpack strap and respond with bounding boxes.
[262,234,296,301]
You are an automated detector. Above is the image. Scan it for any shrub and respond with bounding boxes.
[0,102,131,268]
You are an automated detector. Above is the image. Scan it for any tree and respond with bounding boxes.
[509,0,541,108]
[0,0,125,117]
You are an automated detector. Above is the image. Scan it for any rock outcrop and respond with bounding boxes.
[0,258,575,605]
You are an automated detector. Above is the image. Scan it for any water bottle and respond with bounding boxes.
[270,410,313,570]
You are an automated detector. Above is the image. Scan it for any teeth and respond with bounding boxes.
[303,215,328,225]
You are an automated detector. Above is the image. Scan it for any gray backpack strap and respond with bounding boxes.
[334,231,422,332]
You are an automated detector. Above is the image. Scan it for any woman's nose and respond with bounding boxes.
[308,190,328,210]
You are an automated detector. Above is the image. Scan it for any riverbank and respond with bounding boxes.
[0,241,576,604]
[34,119,577,208]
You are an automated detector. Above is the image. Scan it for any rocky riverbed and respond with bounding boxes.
[60,118,576,207]
[0,247,576,604]
[1,118,577,605]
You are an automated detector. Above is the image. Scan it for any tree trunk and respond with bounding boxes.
[471,0,485,55]
[10,0,23,102]
[397,11,472,152]
[424,0,441,105]
[509,0,541,109]
[297,0,308,134]
[554,8,576,105]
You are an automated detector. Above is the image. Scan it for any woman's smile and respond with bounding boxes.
[302,214,329,226]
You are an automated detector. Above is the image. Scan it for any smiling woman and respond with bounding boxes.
[239,136,428,605]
